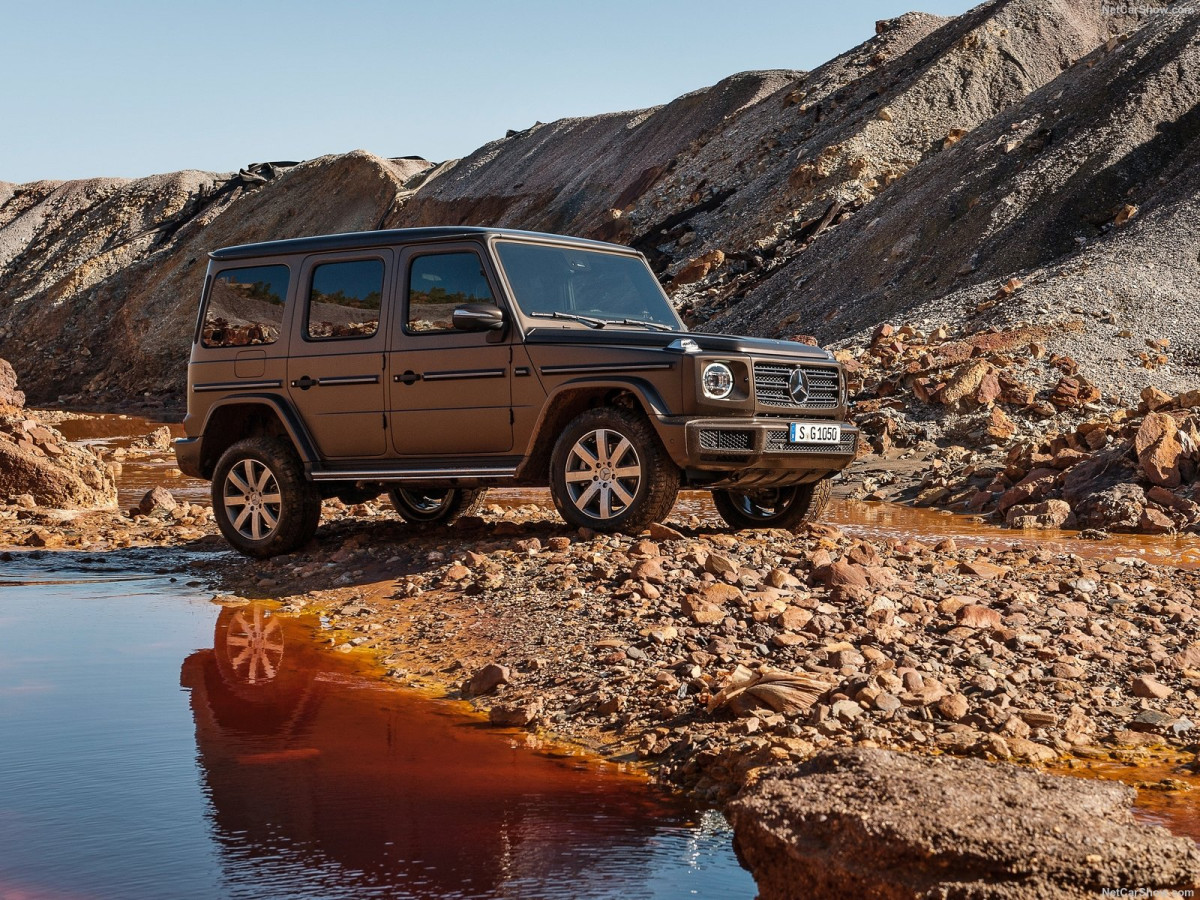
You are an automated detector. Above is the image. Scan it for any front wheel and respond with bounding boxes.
[549,407,679,533]
[212,437,322,557]
[712,479,832,530]
[388,487,486,528]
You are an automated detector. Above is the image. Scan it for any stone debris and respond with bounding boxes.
[0,358,116,509]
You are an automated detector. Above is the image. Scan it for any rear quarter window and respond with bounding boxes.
[202,265,290,348]
[306,258,385,340]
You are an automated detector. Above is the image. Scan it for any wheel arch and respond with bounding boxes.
[517,378,668,482]
[198,395,317,479]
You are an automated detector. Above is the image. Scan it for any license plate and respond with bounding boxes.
[789,423,841,444]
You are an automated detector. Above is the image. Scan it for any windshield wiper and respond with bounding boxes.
[528,311,606,329]
[606,317,675,332]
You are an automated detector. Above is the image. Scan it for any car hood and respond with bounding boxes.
[523,327,836,361]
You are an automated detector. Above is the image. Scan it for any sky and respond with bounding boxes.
[2,0,977,184]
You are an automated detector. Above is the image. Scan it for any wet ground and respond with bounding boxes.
[5,410,1200,897]
[0,554,753,900]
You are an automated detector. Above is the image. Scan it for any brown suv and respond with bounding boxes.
[176,227,857,556]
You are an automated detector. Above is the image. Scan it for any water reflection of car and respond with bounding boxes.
[180,603,712,899]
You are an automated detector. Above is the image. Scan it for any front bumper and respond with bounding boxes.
[174,437,203,479]
[656,416,859,482]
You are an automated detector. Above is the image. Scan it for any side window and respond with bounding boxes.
[306,259,384,340]
[202,265,289,348]
[407,252,495,334]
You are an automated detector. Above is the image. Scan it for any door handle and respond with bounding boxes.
[394,370,421,385]
[291,375,318,390]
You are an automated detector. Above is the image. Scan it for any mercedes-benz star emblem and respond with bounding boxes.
[787,368,809,403]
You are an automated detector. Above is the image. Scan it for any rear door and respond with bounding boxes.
[388,244,513,456]
[286,250,391,459]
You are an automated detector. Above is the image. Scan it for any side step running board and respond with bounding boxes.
[310,466,519,482]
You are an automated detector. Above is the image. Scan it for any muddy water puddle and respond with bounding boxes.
[0,556,752,899]
[1056,759,1200,842]
[53,412,208,509]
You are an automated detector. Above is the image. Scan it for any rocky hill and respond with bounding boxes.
[1,0,1178,410]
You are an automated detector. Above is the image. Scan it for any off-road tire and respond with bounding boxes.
[213,437,322,558]
[712,478,832,531]
[387,487,487,528]
[549,407,679,533]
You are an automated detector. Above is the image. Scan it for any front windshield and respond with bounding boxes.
[494,241,683,330]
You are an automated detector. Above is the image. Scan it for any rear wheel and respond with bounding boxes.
[549,407,679,533]
[712,479,832,530]
[388,487,486,528]
[213,437,321,557]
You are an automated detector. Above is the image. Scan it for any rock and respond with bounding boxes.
[1005,498,1075,530]
[630,558,665,583]
[0,358,24,408]
[137,487,178,516]
[701,582,744,606]
[704,552,739,577]
[132,426,173,451]
[1140,507,1176,534]
[819,561,869,590]
[1137,412,1183,488]
[957,605,1002,628]
[727,748,1200,900]
[1142,385,1174,411]
[673,250,725,286]
[937,693,969,721]
[778,607,812,632]
[0,411,117,509]
[1173,643,1200,670]
[488,699,542,727]
[986,406,1016,442]
[831,699,863,721]
[683,595,726,625]
[464,663,511,697]
[940,359,991,409]
[958,560,1007,580]
[1131,675,1172,700]
[708,665,834,717]
[1075,483,1147,533]
[647,521,685,541]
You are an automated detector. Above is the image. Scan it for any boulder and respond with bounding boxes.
[1075,482,1147,532]
[0,358,24,408]
[728,748,1200,900]
[464,663,511,697]
[1005,498,1076,530]
[1136,412,1183,488]
[0,412,117,509]
[939,359,991,408]
[137,487,177,516]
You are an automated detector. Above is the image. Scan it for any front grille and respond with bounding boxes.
[754,363,840,410]
[699,429,754,452]
[765,429,857,455]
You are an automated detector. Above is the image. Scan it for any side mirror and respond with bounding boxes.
[453,303,506,332]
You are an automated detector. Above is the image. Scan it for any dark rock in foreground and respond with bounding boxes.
[727,748,1200,900]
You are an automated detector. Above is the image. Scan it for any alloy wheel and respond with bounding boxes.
[563,427,642,520]
[223,458,282,541]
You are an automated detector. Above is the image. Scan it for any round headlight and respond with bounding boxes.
[701,362,734,400]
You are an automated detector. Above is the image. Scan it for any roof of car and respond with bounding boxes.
[208,226,630,261]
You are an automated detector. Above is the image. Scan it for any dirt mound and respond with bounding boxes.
[0,153,432,405]
[712,6,1200,401]
[728,747,1200,899]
